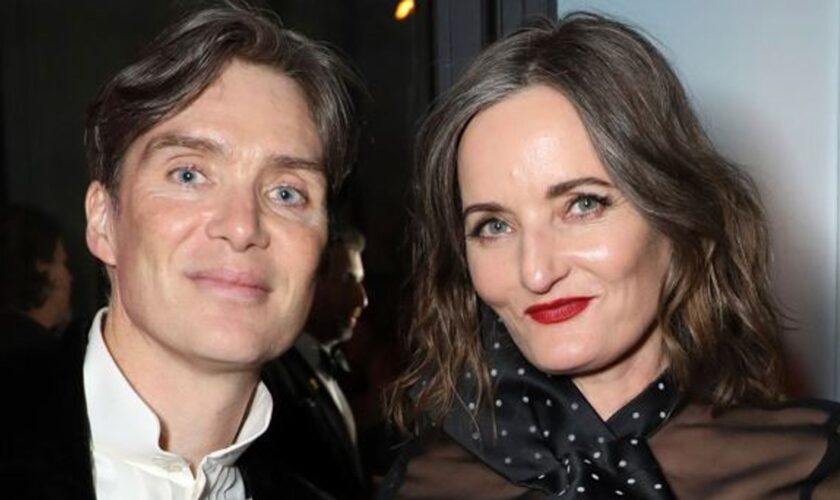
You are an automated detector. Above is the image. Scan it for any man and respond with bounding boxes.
[0,204,73,353]
[267,224,368,498]
[1,3,357,499]
[300,223,368,441]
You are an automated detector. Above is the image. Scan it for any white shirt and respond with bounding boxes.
[83,309,273,500]
[294,333,357,443]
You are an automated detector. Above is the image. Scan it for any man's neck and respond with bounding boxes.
[26,305,56,331]
[102,306,261,469]
[308,324,352,349]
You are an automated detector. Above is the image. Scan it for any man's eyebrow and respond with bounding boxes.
[141,132,226,162]
[546,176,612,198]
[266,154,324,172]
[139,132,323,171]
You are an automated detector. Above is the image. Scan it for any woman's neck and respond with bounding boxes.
[572,328,669,420]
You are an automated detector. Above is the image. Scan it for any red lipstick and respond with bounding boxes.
[525,297,593,324]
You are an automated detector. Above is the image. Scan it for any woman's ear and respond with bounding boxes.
[85,181,117,266]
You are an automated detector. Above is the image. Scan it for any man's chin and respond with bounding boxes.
[191,347,278,373]
[338,326,354,343]
[179,325,295,368]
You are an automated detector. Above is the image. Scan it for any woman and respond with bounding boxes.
[382,13,840,499]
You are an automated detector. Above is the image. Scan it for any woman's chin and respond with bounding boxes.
[520,344,595,376]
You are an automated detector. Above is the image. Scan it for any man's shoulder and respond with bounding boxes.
[262,343,320,399]
[0,317,95,498]
[0,326,69,400]
[258,347,367,497]
[0,311,57,355]
[0,315,89,386]
[0,314,91,431]
[239,445,337,499]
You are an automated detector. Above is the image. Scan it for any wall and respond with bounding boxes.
[1,0,173,316]
[558,0,840,399]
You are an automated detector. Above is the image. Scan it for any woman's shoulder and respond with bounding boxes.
[650,398,840,498]
[378,428,541,500]
[662,397,840,437]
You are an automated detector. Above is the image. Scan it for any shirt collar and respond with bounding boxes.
[83,308,273,468]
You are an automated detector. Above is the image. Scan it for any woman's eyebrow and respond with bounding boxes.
[462,202,504,219]
[546,177,612,199]
[462,177,612,218]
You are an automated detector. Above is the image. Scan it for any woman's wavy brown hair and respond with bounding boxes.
[387,12,785,431]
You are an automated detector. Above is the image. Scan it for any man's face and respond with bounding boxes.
[307,242,367,344]
[36,240,73,328]
[86,60,327,370]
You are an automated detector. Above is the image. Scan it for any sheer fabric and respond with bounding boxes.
[382,400,840,499]
[380,317,840,499]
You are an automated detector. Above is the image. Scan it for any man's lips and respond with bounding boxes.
[187,269,271,299]
[524,296,594,324]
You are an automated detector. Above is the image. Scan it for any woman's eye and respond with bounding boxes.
[471,217,511,239]
[269,185,306,206]
[568,194,609,217]
[170,166,206,185]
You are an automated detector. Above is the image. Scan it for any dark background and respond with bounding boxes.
[0,0,434,322]
[0,0,555,434]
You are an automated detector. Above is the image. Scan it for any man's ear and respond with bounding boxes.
[85,181,117,266]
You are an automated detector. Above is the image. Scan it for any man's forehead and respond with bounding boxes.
[138,131,325,172]
[120,62,325,174]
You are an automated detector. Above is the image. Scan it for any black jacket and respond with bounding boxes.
[0,318,333,499]
[263,347,368,499]
[0,311,58,356]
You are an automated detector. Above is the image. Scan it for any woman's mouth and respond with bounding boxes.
[524,296,594,324]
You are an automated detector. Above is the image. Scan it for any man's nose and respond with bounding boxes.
[206,189,270,251]
[518,227,570,294]
[353,281,368,311]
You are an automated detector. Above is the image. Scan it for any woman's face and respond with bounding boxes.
[458,84,671,380]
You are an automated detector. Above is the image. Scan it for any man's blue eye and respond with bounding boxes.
[271,186,305,205]
[171,166,204,184]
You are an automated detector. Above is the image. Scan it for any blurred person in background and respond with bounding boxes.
[299,222,368,442]
[265,221,369,498]
[0,203,73,353]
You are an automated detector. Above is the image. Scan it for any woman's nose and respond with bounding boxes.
[518,227,570,294]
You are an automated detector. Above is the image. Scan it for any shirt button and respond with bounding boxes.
[153,456,185,472]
